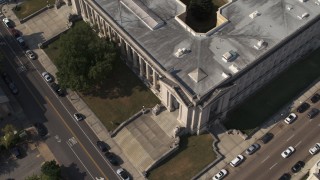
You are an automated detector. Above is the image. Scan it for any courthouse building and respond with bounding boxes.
[70,0,320,134]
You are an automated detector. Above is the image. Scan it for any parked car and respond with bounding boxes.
[284,113,297,124]
[73,113,84,121]
[260,133,273,144]
[281,146,295,158]
[25,50,36,60]
[279,173,291,180]
[307,108,319,119]
[245,143,260,155]
[16,37,26,48]
[2,72,12,84]
[309,143,320,155]
[3,18,13,28]
[33,122,48,137]
[105,152,118,166]
[297,102,310,113]
[311,93,320,103]
[96,141,108,152]
[230,155,244,167]
[11,146,22,158]
[212,169,228,180]
[291,161,305,173]
[10,28,20,38]
[42,72,53,83]
[8,82,19,95]
[50,83,64,96]
[116,168,130,180]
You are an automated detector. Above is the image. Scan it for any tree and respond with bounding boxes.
[56,22,118,91]
[188,0,214,21]
[1,124,18,149]
[25,174,40,180]
[41,160,61,179]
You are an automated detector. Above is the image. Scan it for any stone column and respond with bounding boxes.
[81,1,88,19]
[132,51,138,69]
[146,64,150,81]
[153,69,157,89]
[120,39,126,55]
[85,3,90,22]
[107,26,111,40]
[139,57,145,77]
[126,44,133,64]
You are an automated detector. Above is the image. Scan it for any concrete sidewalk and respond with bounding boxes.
[1,3,144,180]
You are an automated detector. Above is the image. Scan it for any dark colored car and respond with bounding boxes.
[307,108,319,119]
[11,146,22,158]
[33,122,48,137]
[260,133,273,144]
[245,143,260,155]
[96,141,108,152]
[50,83,64,96]
[8,82,19,95]
[105,152,118,166]
[311,93,320,103]
[291,161,305,173]
[297,102,310,113]
[279,173,291,180]
[2,72,12,84]
[10,28,20,38]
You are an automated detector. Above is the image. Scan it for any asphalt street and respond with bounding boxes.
[0,15,120,180]
[225,103,320,180]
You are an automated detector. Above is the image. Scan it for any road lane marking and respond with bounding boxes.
[67,142,95,180]
[45,96,108,179]
[286,134,295,142]
[270,163,278,170]
[295,141,302,148]
[261,155,270,163]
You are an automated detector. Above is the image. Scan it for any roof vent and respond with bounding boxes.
[286,5,293,11]
[254,40,267,50]
[221,72,230,79]
[299,0,307,2]
[316,0,320,5]
[249,11,261,19]
[222,50,237,62]
[229,64,240,73]
[188,68,207,83]
[298,12,309,19]
[175,48,190,58]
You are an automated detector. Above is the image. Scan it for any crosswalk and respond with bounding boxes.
[67,137,78,147]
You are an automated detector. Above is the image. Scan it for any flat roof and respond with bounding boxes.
[94,0,320,97]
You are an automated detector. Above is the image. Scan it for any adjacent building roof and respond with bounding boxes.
[94,0,320,97]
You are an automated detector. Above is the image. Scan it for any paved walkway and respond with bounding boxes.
[1,3,144,179]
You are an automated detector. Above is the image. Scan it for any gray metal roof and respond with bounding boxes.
[94,0,320,97]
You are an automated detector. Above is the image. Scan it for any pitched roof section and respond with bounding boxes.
[188,68,207,83]
[120,0,165,30]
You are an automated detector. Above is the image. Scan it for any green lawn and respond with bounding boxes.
[43,21,159,131]
[13,0,55,19]
[225,48,320,134]
[148,134,216,180]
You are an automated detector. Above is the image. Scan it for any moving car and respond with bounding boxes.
[311,93,320,103]
[212,169,228,180]
[8,82,19,95]
[42,72,53,83]
[291,161,305,173]
[73,113,84,121]
[245,143,260,155]
[50,83,64,96]
[281,146,295,158]
[16,37,26,48]
[309,143,320,155]
[96,141,108,152]
[297,102,310,113]
[3,18,13,28]
[105,152,118,166]
[116,168,130,180]
[26,50,36,60]
[307,108,319,119]
[260,133,273,144]
[33,122,48,137]
[230,155,244,167]
[284,113,297,124]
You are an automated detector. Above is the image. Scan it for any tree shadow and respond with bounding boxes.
[60,163,87,180]
[0,151,19,175]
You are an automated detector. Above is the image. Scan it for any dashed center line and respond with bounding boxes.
[295,141,302,148]
[286,134,295,142]
[270,163,278,170]
[261,155,270,163]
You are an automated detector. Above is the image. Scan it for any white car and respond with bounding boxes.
[2,18,13,28]
[281,146,295,158]
[116,168,130,180]
[309,143,320,155]
[284,113,297,124]
[212,169,228,180]
[230,155,244,167]
[41,72,53,82]
[26,50,36,60]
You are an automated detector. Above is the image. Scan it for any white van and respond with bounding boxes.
[230,155,244,167]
